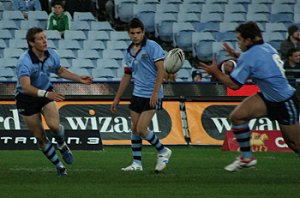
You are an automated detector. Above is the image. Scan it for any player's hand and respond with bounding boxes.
[46,91,65,102]
[80,75,93,85]
[223,42,239,58]
[111,98,120,113]
[199,55,219,75]
[150,93,158,108]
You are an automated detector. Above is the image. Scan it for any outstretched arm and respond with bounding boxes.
[199,57,241,90]
[57,67,93,85]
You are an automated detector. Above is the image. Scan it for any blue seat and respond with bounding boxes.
[9,38,27,50]
[137,0,159,4]
[0,30,13,46]
[83,40,106,54]
[107,40,128,52]
[271,4,294,14]
[77,50,99,61]
[176,68,192,81]
[182,60,193,69]
[0,58,17,69]
[246,13,270,23]
[71,21,91,32]
[156,4,179,15]
[20,20,40,30]
[177,12,200,29]
[224,4,247,14]
[90,21,114,32]
[0,20,19,33]
[45,30,61,41]
[4,48,23,58]
[194,22,220,33]
[202,4,224,13]
[192,32,215,61]
[154,13,177,42]
[133,4,156,33]
[72,58,95,69]
[2,10,24,26]
[28,11,48,29]
[0,68,15,79]
[64,30,86,47]
[87,31,110,43]
[223,13,246,23]
[274,0,296,4]
[248,4,270,14]
[58,40,81,50]
[270,13,294,23]
[110,31,130,43]
[182,0,205,5]
[92,67,116,78]
[252,0,274,4]
[68,68,90,76]
[96,58,120,69]
[265,23,287,33]
[73,12,95,22]
[219,22,238,32]
[172,22,196,51]
[179,3,202,14]
[60,58,72,68]
[215,32,237,42]
[102,49,124,65]
[114,0,136,23]
[56,49,76,59]
[200,13,223,23]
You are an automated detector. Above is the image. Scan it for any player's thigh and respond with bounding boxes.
[22,113,45,138]
[230,94,267,124]
[130,110,140,134]
[280,123,300,144]
[42,101,60,130]
[136,109,156,134]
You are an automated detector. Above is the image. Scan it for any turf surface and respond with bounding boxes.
[0,146,299,197]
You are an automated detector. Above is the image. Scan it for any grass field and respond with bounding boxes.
[0,146,299,198]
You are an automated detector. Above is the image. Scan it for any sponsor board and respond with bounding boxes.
[186,102,280,145]
[222,130,292,152]
[0,101,185,148]
[0,130,102,150]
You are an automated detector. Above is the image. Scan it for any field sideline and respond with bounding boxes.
[0,146,299,198]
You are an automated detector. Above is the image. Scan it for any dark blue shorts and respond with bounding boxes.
[129,95,163,113]
[258,92,299,125]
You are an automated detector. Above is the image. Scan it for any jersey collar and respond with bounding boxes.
[29,49,50,64]
[127,37,147,58]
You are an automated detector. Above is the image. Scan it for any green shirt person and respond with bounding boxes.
[47,1,70,37]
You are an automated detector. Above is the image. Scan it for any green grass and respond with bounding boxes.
[0,146,299,198]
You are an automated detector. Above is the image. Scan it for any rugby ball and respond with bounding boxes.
[164,48,185,74]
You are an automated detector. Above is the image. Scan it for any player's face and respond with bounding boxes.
[30,31,47,52]
[236,33,251,52]
[128,27,145,45]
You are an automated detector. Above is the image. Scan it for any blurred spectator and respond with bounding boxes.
[164,72,176,82]
[12,0,42,18]
[284,48,300,79]
[192,70,203,82]
[39,0,52,13]
[105,0,115,24]
[280,24,300,61]
[64,0,95,17]
[96,0,114,23]
[47,0,70,38]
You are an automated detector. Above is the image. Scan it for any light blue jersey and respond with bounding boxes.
[230,42,295,102]
[123,38,165,98]
[16,48,61,94]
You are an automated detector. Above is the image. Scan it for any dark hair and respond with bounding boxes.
[287,48,300,58]
[127,18,144,31]
[53,0,64,8]
[235,21,262,40]
[26,27,44,48]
